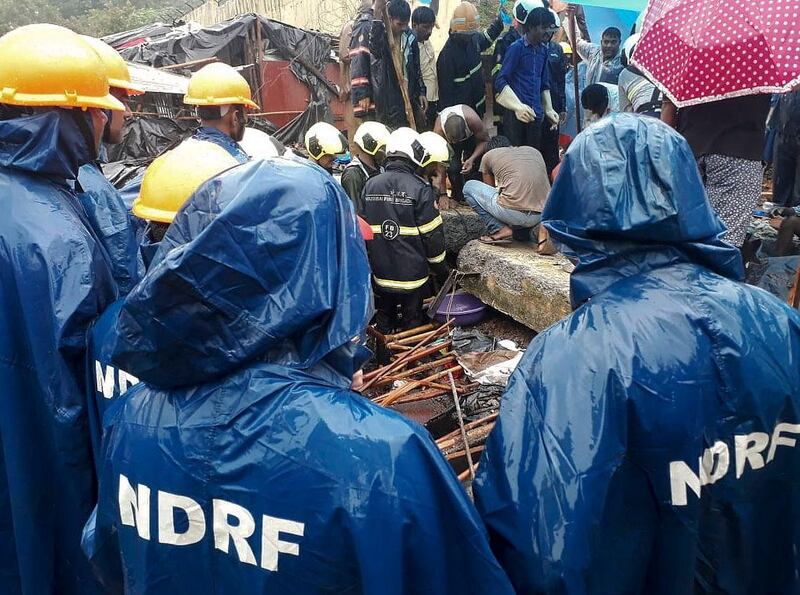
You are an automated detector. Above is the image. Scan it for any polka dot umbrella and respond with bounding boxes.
[631,0,800,107]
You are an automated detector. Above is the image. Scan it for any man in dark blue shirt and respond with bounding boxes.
[495,7,559,150]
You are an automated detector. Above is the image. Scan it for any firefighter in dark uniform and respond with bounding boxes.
[437,1,505,119]
[362,127,447,332]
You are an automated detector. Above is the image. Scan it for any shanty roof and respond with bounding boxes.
[127,62,189,95]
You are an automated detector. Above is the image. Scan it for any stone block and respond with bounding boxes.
[457,240,573,333]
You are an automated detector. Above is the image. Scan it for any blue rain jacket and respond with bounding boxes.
[474,114,800,595]
[193,126,249,163]
[84,158,514,594]
[0,110,117,594]
[78,161,143,296]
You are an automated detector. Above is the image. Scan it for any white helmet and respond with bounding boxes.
[418,131,450,167]
[304,121,348,160]
[513,0,546,25]
[622,33,640,63]
[354,121,391,156]
[385,127,430,167]
[239,127,284,159]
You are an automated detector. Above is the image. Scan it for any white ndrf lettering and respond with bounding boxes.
[213,499,257,566]
[158,491,206,546]
[119,474,151,540]
[95,361,140,399]
[96,361,116,400]
[767,423,800,464]
[119,369,140,393]
[670,421,800,506]
[669,460,701,507]
[734,432,769,478]
[117,475,304,573]
[698,440,729,486]
[261,516,305,572]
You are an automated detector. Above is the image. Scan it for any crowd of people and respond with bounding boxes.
[2,0,800,593]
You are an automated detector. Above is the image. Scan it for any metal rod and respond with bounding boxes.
[449,371,476,481]
[160,56,219,71]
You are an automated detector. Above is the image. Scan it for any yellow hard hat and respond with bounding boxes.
[0,24,124,111]
[305,122,348,160]
[81,35,144,96]
[354,121,390,156]
[560,41,573,55]
[418,131,450,167]
[184,62,259,109]
[451,2,480,33]
[132,139,239,223]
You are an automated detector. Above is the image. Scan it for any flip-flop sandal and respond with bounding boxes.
[479,236,513,245]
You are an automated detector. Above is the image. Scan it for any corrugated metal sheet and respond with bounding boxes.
[181,0,359,34]
[179,0,461,50]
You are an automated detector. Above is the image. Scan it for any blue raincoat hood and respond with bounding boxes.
[543,113,744,308]
[111,158,373,388]
[0,110,96,182]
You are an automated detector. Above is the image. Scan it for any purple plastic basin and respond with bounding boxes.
[434,290,487,326]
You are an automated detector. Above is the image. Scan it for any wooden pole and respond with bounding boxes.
[449,371,476,480]
[569,11,582,134]
[253,20,264,111]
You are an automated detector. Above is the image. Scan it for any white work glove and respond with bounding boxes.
[496,85,536,123]
[541,90,560,129]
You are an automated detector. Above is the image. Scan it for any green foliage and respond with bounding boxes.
[0,0,177,37]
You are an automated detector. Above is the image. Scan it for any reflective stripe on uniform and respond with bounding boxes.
[418,214,443,234]
[427,251,446,264]
[373,276,429,290]
[352,77,370,86]
[454,62,481,83]
[349,47,371,57]
[369,225,418,236]
[476,96,486,107]
[491,63,501,76]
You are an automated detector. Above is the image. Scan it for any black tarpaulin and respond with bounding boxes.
[118,13,335,145]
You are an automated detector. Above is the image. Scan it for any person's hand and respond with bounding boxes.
[545,109,560,129]
[420,95,428,113]
[358,97,371,111]
[514,105,536,123]
[559,111,567,124]
[351,369,365,391]
[461,157,476,174]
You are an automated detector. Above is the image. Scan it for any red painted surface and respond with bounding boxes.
[259,60,345,131]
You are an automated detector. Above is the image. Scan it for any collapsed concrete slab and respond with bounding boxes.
[457,240,573,333]
[442,206,487,254]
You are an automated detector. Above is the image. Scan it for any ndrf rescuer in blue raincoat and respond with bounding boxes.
[0,24,124,594]
[473,113,800,594]
[76,35,144,297]
[86,140,239,473]
[82,156,515,594]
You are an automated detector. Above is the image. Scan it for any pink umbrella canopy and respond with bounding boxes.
[632,0,800,107]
